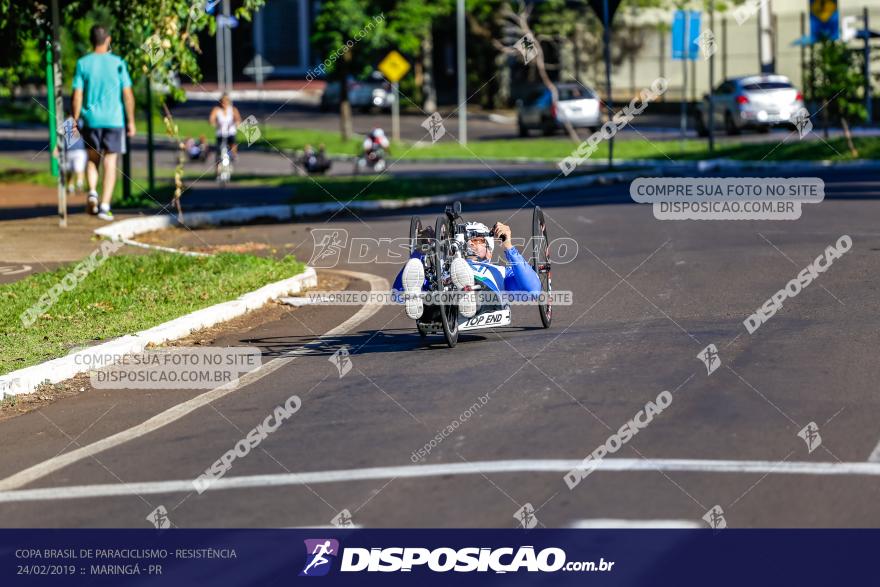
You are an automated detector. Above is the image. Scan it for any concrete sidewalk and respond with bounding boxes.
[0,184,141,284]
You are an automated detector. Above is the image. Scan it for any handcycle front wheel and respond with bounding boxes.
[434,215,459,348]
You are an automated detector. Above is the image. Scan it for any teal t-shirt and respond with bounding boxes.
[72,52,132,129]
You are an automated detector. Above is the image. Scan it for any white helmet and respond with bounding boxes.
[464,222,494,258]
[371,128,386,138]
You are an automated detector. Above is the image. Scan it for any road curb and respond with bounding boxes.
[0,267,317,398]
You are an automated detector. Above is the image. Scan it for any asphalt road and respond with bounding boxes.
[1,168,879,528]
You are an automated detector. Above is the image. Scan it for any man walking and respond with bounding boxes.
[72,25,136,221]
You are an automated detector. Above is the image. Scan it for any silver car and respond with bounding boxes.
[696,75,804,135]
[517,83,602,136]
[320,73,396,112]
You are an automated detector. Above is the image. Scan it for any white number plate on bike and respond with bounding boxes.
[458,308,511,331]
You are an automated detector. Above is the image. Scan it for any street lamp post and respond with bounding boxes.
[602,0,613,168]
[457,0,467,145]
[708,0,715,153]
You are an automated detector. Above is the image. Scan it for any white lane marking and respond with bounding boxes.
[0,270,389,492]
[867,442,880,463]
[4,458,880,503]
[567,519,701,529]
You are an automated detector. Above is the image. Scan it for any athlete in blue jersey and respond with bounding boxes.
[393,220,541,319]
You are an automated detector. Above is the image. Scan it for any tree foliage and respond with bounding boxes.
[807,39,866,155]
[0,0,267,99]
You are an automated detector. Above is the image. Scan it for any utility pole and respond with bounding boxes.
[758,0,774,73]
[659,25,665,101]
[681,10,688,148]
[146,77,155,192]
[603,0,613,168]
[865,7,873,125]
[48,0,66,227]
[457,0,467,145]
[708,0,715,153]
[800,12,806,93]
[217,0,234,92]
[722,17,727,80]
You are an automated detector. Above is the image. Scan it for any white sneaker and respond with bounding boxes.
[402,258,425,319]
[87,193,99,215]
[450,257,476,318]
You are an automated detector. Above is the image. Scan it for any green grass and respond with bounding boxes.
[0,156,57,187]
[0,252,305,374]
[153,115,880,162]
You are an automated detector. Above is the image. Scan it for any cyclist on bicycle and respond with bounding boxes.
[209,93,241,168]
[394,221,541,320]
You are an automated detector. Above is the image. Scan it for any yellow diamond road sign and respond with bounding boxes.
[378,50,411,84]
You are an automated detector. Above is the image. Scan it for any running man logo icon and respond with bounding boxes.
[702,505,727,530]
[421,112,446,143]
[331,509,355,528]
[240,115,262,146]
[790,108,813,138]
[517,34,538,64]
[141,35,166,67]
[697,344,721,375]
[146,505,171,529]
[300,539,340,577]
[798,422,822,453]
[309,229,349,268]
[59,118,80,148]
[329,346,353,378]
[694,29,717,60]
[514,503,539,529]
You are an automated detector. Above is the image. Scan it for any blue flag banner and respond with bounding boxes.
[672,10,702,60]
[810,0,840,41]
[2,529,880,586]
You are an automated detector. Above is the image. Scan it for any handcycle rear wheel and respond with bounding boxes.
[532,206,552,328]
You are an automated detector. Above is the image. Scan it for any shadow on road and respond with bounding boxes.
[242,325,548,357]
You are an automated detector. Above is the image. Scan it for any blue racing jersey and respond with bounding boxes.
[392,246,542,295]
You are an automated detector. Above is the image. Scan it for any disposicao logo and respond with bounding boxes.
[300,539,339,577]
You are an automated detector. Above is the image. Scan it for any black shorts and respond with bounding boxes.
[82,127,124,154]
[216,135,236,149]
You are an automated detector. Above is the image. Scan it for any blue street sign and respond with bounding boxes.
[810,0,839,42]
[672,10,701,61]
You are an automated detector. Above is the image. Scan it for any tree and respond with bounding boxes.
[385,0,453,113]
[313,0,386,140]
[0,0,267,100]
[494,1,582,141]
[807,39,866,156]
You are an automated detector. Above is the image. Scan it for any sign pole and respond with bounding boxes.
[392,82,400,143]
[865,7,873,125]
[457,0,467,145]
[681,11,689,148]
[49,0,66,227]
[602,0,613,168]
[708,1,715,154]
[146,77,155,192]
[377,50,411,145]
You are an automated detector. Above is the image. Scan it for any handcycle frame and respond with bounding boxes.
[408,201,552,348]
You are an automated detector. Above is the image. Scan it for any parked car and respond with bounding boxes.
[320,72,396,112]
[516,83,602,136]
[695,75,804,136]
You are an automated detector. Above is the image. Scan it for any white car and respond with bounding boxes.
[517,83,602,136]
[695,75,804,135]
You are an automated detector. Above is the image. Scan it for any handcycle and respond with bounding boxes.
[406,201,552,348]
